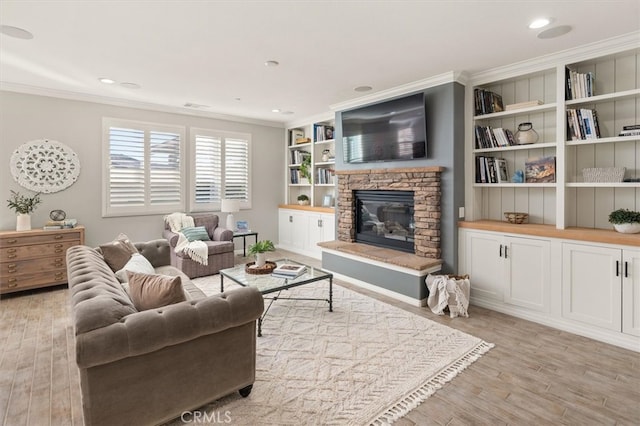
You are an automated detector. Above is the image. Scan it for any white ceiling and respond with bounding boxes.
[1,1,639,126]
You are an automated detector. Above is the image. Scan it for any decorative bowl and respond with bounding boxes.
[613,223,640,234]
[504,212,529,224]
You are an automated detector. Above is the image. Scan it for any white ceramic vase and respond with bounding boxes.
[16,213,31,231]
[255,252,266,267]
[613,222,640,234]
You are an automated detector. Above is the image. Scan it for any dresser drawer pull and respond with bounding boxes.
[55,273,64,279]
[8,278,17,283]
[8,268,16,273]
[54,235,63,240]
[55,249,63,253]
[55,244,63,248]
[7,254,17,259]
[8,283,17,288]
[6,239,18,244]
[7,263,16,268]
[7,248,16,253]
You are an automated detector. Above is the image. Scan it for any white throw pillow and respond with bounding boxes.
[115,253,155,283]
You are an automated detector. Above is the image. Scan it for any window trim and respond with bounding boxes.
[188,127,252,212]
[102,117,186,217]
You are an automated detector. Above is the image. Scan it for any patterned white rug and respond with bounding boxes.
[175,274,493,425]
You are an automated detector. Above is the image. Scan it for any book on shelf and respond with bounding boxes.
[313,124,334,142]
[474,88,503,115]
[619,125,640,136]
[474,125,515,149]
[525,156,556,183]
[566,108,601,140]
[476,156,506,184]
[289,129,304,146]
[565,67,595,100]
[272,264,306,278]
[504,100,543,111]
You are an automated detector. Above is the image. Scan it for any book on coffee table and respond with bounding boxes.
[272,264,306,278]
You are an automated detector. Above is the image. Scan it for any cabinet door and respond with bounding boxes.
[504,236,550,312]
[307,213,336,258]
[622,249,640,337]
[562,243,621,331]
[278,209,294,248]
[463,231,504,301]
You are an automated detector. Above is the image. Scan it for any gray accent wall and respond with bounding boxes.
[334,81,465,272]
[0,91,285,247]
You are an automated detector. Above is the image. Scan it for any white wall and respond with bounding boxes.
[0,91,285,247]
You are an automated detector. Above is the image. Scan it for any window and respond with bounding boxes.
[190,128,251,211]
[102,118,185,217]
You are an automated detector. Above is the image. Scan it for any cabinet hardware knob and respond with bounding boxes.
[7,263,16,268]
[55,249,63,253]
[504,246,508,259]
[499,245,503,258]
[54,235,63,240]
[8,255,16,259]
[289,216,293,223]
[8,268,16,273]
[616,260,620,277]
[625,261,629,278]
[7,249,16,253]
[8,283,17,288]
[7,239,17,244]
[55,244,63,248]
[8,278,17,283]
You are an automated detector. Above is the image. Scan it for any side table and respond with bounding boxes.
[233,231,258,257]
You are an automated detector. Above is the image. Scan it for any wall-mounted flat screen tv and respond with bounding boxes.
[342,93,426,163]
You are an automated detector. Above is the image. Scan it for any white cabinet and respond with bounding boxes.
[461,229,550,312]
[278,208,335,259]
[563,243,640,336]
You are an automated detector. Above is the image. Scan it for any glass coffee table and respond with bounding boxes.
[220,259,333,336]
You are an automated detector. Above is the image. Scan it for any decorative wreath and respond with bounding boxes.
[10,139,80,193]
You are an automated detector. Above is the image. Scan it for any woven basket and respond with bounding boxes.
[504,212,529,224]
[582,167,625,183]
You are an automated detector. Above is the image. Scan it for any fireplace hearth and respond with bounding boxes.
[355,190,415,253]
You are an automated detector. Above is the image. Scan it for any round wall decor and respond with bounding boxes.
[10,139,80,193]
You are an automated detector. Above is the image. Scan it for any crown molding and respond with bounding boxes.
[0,82,285,129]
[285,111,336,129]
[329,71,465,113]
[470,31,640,86]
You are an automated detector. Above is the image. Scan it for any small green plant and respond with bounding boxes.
[6,190,42,214]
[608,208,640,224]
[299,154,312,183]
[297,194,309,202]
[247,240,275,255]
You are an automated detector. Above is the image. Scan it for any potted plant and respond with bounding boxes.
[608,208,640,234]
[7,190,42,231]
[299,154,312,184]
[297,194,310,205]
[247,240,275,267]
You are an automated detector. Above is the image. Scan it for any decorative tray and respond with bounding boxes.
[245,261,277,275]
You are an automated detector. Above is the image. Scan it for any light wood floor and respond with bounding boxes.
[1,249,638,425]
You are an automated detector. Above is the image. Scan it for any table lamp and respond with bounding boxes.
[221,199,240,232]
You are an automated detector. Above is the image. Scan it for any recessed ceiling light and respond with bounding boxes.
[235,97,242,101]
[537,25,572,39]
[0,25,33,39]
[265,60,279,67]
[99,78,115,84]
[272,108,281,113]
[354,85,372,92]
[529,18,551,29]
[120,82,140,89]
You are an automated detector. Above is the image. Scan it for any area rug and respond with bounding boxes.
[175,275,493,425]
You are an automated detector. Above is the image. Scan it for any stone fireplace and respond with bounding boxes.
[336,166,443,259]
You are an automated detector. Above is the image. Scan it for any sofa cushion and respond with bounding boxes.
[181,226,211,242]
[127,271,187,311]
[100,233,139,272]
[115,253,156,283]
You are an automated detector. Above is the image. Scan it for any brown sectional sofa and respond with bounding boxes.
[66,239,263,426]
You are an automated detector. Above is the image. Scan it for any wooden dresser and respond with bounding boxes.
[0,226,85,294]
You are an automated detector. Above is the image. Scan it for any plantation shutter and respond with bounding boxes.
[194,135,222,204]
[103,118,184,217]
[224,138,249,202]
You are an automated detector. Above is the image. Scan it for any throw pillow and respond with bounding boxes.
[127,271,186,311]
[181,226,211,242]
[115,253,155,283]
[100,233,139,272]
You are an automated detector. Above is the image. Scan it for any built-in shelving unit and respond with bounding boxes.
[466,37,640,230]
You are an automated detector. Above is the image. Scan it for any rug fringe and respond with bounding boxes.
[370,340,495,425]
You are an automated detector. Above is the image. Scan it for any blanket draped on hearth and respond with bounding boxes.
[164,213,208,265]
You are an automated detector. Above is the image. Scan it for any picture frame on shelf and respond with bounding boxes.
[525,156,556,183]
[322,194,334,207]
[495,158,509,183]
[236,220,249,232]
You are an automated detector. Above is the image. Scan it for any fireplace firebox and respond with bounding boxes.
[355,190,415,253]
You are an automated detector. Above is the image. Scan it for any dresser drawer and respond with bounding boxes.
[1,270,67,293]
[1,241,78,261]
[0,230,82,248]
[0,256,66,276]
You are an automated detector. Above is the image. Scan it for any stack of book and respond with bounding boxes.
[504,100,543,111]
[316,167,335,184]
[476,157,509,183]
[43,220,64,230]
[566,108,601,140]
[271,263,307,279]
[314,124,334,142]
[474,88,503,115]
[290,150,310,165]
[565,68,595,100]
[619,124,640,137]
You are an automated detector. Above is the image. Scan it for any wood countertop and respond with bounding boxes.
[278,204,335,213]
[459,220,639,247]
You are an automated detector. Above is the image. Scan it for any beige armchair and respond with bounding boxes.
[163,213,235,278]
